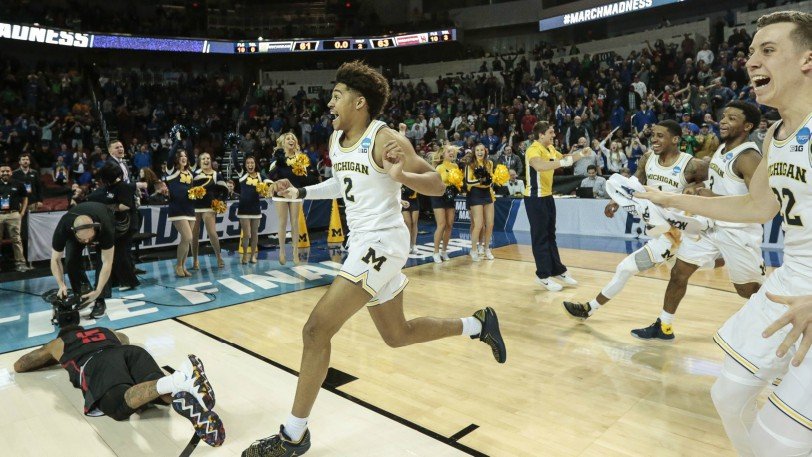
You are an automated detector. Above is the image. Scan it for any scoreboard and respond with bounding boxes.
[234,29,455,54]
[0,21,456,55]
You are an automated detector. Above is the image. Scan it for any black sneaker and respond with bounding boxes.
[472,307,507,363]
[89,299,106,319]
[172,391,226,447]
[563,301,592,320]
[631,318,675,341]
[242,426,311,457]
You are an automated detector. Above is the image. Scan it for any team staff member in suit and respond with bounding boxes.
[191,152,225,269]
[0,165,30,272]
[235,154,273,264]
[106,140,132,183]
[165,147,196,277]
[431,144,460,264]
[87,163,140,291]
[400,185,420,254]
[524,121,585,291]
[51,201,116,318]
[464,143,496,261]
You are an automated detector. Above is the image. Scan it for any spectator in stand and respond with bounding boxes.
[680,112,700,134]
[619,167,632,178]
[521,110,538,136]
[133,145,151,172]
[565,116,590,150]
[679,126,700,156]
[604,141,629,175]
[572,137,601,176]
[579,165,608,198]
[53,156,69,186]
[13,153,42,212]
[506,169,524,197]
[749,119,769,147]
[0,165,30,271]
[696,42,714,66]
[610,101,626,132]
[481,127,500,158]
[694,123,721,160]
[497,145,523,176]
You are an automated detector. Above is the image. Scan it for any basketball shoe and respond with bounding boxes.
[562,301,592,320]
[631,318,675,341]
[472,307,507,363]
[242,426,311,457]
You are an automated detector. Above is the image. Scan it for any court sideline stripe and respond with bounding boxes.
[172,318,489,457]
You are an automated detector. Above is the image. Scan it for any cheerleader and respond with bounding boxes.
[267,132,317,264]
[400,185,420,254]
[235,154,273,264]
[430,144,460,264]
[191,151,225,269]
[464,143,495,261]
[164,146,196,277]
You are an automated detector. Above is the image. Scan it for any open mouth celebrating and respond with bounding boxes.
[751,75,771,89]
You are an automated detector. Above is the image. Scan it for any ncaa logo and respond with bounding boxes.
[797,127,811,145]
[360,137,372,153]
[672,166,682,176]
[724,152,734,162]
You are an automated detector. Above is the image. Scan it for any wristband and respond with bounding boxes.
[559,156,573,167]
[297,187,307,199]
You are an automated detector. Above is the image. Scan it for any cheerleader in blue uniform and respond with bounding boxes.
[191,151,225,269]
[267,132,317,264]
[235,155,273,264]
[400,185,420,254]
[464,143,495,261]
[164,147,196,277]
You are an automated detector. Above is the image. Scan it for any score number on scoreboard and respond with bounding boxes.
[235,42,259,53]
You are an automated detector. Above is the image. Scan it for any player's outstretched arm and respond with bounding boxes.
[378,128,445,196]
[637,134,779,223]
[14,340,59,373]
[287,176,341,200]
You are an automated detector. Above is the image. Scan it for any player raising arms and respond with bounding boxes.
[639,11,812,456]
[242,61,506,457]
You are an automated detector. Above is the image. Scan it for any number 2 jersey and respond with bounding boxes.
[768,113,812,281]
[329,120,405,233]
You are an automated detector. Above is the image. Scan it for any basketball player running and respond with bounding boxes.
[13,305,225,446]
[638,11,812,455]
[563,120,707,340]
[242,61,506,457]
[632,101,767,339]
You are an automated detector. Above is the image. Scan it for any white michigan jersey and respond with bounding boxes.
[645,152,693,192]
[707,142,762,230]
[767,115,812,280]
[330,120,405,233]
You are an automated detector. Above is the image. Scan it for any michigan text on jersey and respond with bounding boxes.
[768,162,807,183]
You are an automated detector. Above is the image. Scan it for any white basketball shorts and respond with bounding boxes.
[338,224,410,306]
[677,226,765,285]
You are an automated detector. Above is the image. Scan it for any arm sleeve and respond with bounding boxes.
[302,176,341,200]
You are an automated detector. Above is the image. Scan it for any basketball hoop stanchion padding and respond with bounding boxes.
[297,205,310,248]
[327,199,345,244]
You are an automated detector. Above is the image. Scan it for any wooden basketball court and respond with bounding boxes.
[0,242,764,456]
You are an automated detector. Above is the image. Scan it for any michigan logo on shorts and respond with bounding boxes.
[361,247,387,271]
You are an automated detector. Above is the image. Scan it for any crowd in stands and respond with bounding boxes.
[0,18,782,268]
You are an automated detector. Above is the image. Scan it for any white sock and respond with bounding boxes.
[588,299,601,315]
[659,310,675,325]
[156,371,188,395]
[284,414,309,442]
[460,316,483,337]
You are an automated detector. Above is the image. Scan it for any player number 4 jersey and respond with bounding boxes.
[329,120,405,233]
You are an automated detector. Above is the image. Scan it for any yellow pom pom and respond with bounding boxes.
[493,164,510,186]
[255,181,272,198]
[188,186,206,200]
[211,199,227,214]
[292,153,310,177]
[446,167,464,191]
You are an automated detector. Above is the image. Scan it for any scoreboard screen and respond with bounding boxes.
[232,29,455,54]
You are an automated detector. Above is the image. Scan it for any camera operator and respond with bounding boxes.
[87,163,140,291]
[51,201,116,319]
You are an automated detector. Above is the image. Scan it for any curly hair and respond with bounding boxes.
[335,60,390,117]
